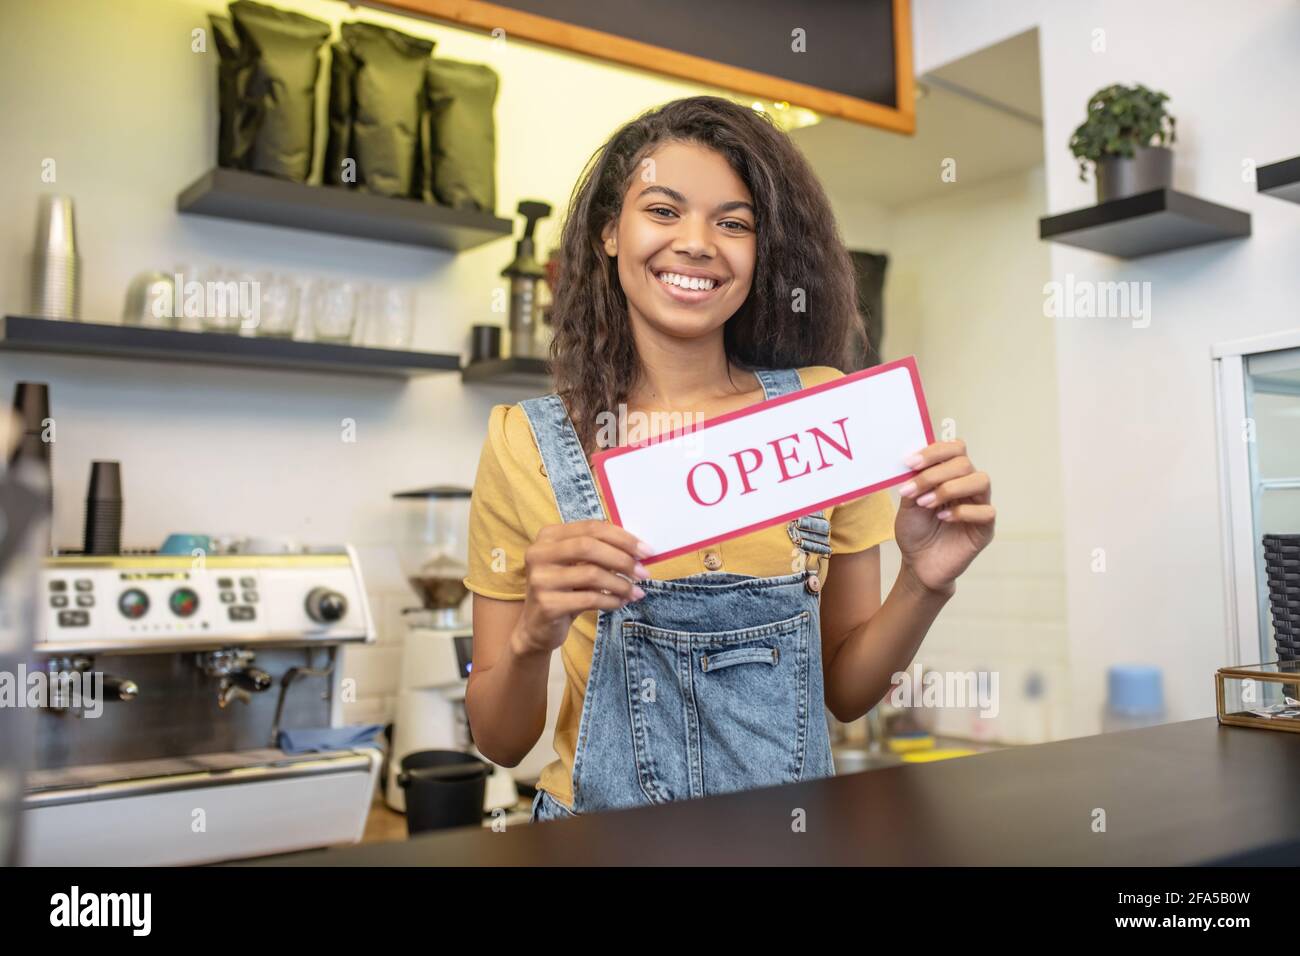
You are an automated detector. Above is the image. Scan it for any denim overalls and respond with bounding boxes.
[521,368,835,823]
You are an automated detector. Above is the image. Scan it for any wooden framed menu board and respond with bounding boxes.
[371,0,915,133]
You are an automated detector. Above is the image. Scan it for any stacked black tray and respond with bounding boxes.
[1264,533,1300,661]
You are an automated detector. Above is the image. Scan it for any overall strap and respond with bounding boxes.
[518,394,607,523]
[752,367,803,401]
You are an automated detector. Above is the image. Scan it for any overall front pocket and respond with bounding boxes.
[621,610,813,803]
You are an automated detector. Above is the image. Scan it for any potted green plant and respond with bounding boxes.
[1069,83,1177,203]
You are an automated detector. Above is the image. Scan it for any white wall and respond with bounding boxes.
[0,0,730,724]
[829,197,893,251]
[912,0,1300,735]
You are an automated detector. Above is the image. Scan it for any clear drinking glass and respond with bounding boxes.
[255,272,300,338]
[172,263,217,332]
[367,285,415,349]
[352,281,375,346]
[292,275,316,340]
[194,265,245,334]
[311,278,358,343]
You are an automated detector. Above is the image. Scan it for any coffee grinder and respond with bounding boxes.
[385,485,516,813]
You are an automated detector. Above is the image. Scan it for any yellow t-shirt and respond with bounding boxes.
[461,365,896,806]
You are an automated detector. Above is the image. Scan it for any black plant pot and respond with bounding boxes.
[1096,145,1174,202]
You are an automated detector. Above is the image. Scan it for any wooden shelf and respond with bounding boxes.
[1258,157,1300,205]
[460,356,551,389]
[177,168,513,252]
[0,315,460,379]
[1039,188,1251,259]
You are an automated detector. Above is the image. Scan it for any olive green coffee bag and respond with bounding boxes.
[332,22,433,198]
[424,59,499,213]
[324,42,356,186]
[209,14,256,170]
[228,0,330,182]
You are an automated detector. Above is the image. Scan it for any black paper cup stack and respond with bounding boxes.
[83,461,123,556]
[1264,533,1300,661]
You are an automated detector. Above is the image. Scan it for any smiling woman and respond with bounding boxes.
[461,95,995,822]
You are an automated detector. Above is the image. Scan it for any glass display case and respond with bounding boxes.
[1214,333,1300,663]
[1216,660,1300,733]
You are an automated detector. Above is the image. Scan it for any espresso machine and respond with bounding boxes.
[385,485,562,815]
[22,545,379,866]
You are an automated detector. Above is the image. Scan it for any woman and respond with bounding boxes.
[461,96,994,823]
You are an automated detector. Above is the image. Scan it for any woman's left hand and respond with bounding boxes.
[894,439,995,595]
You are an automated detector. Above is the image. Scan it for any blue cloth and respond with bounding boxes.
[277,724,384,754]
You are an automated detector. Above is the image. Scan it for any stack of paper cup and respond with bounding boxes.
[30,194,81,320]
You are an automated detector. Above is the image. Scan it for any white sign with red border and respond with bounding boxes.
[592,356,934,564]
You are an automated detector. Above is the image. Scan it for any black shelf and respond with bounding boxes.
[1258,157,1300,205]
[0,315,460,379]
[461,356,551,389]
[1039,188,1251,259]
[177,168,513,252]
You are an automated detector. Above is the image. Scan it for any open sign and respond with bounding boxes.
[683,418,855,506]
[592,356,933,563]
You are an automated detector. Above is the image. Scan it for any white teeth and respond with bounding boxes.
[661,272,688,288]
[657,271,717,291]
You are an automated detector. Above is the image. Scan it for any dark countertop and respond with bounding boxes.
[243,718,1300,866]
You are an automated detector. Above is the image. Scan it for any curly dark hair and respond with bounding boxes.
[548,94,867,457]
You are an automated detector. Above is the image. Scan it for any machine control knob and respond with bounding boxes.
[305,587,347,624]
[118,588,150,619]
[103,675,139,701]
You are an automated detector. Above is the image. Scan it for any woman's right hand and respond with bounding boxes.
[511,520,653,657]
